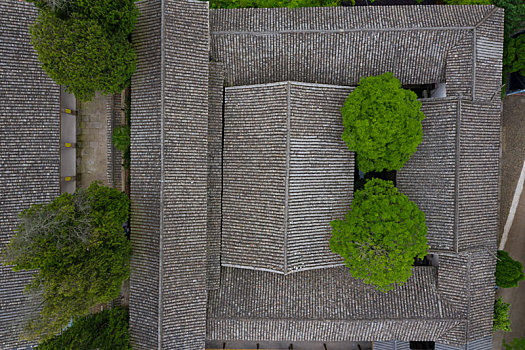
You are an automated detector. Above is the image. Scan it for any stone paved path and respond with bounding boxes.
[77,92,109,188]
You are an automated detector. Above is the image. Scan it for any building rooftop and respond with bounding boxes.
[0,1,61,349]
[128,1,503,348]
[0,0,504,349]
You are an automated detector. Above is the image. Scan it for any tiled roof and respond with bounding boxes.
[398,98,500,254]
[130,0,209,348]
[129,0,162,348]
[207,266,462,342]
[207,61,225,290]
[209,6,501,88]
[128,2,503,348]
[222,82,353,274]
[0,1,60,348]
[214,96,500,346]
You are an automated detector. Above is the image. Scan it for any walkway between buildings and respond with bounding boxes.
[493,93,525,349]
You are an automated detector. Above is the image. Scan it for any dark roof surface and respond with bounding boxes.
[130,0,210,349]
[212,94,500,346]
[222,82,353,274]
[207,61,225,290]
[398,98,500,254]
[207,266,463,342]
[0,1,60,349]
[209,6,501,90]
[128,2,503,349]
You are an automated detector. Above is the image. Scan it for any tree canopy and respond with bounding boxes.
[496,250,525,288]
[341,72,426,174]
[491,0,525,39]
[37,307,131,350]
[1,182,131,341]
[29,0,138,101]
[503,35,525,76]
[329,178,428,292]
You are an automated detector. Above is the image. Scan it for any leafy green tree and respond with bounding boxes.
[504,337,525,350]
[37,307,131,350]
[494,297,512,331]
[1,182,131,341]
[503,35,525,75]
[30,9,136,101]
[29,0,138,101]
[341,72,426,174]
[330,178,428,292]
[496,250,525,288]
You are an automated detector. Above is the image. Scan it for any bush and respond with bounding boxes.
[494,297,511,331]
[112,125,130,169]
[330,178,428,292]
[496,250,525,288]
[341,72,425,174]
[1,182,131,341]
[29,0,138,101]
[37,307,131,350]
[207,0,338,9]
[112,126,130,153]
[503,35,525,75]
[504,338,525,350]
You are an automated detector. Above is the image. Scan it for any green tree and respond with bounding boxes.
[503,35,525,75]
[37,307,131,350]
[504,338,525,350]
[494,297,512,331]
[496,250,525,288]
[341,72,426,174]
[1,182,131,341]
[30,9,136,101]
[330,178,428,292]
[29,0,138,101]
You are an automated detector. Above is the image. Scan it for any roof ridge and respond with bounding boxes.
[207,316,466,322]
[474,6,500,30]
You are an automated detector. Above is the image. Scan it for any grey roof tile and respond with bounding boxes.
[0,1,60,348]
[222,83,353,274]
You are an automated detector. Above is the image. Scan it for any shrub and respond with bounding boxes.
[504,338,525,350]
[494,297,511,331]
[207,0,338,9]
[496,250,525,288]
[1,182,131,341]
[330,178,428,292]
[112,126,130,154]
[112,125,130,169]
[37,307,131,350]
[503,35,525,75]
[341,72,425,174]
